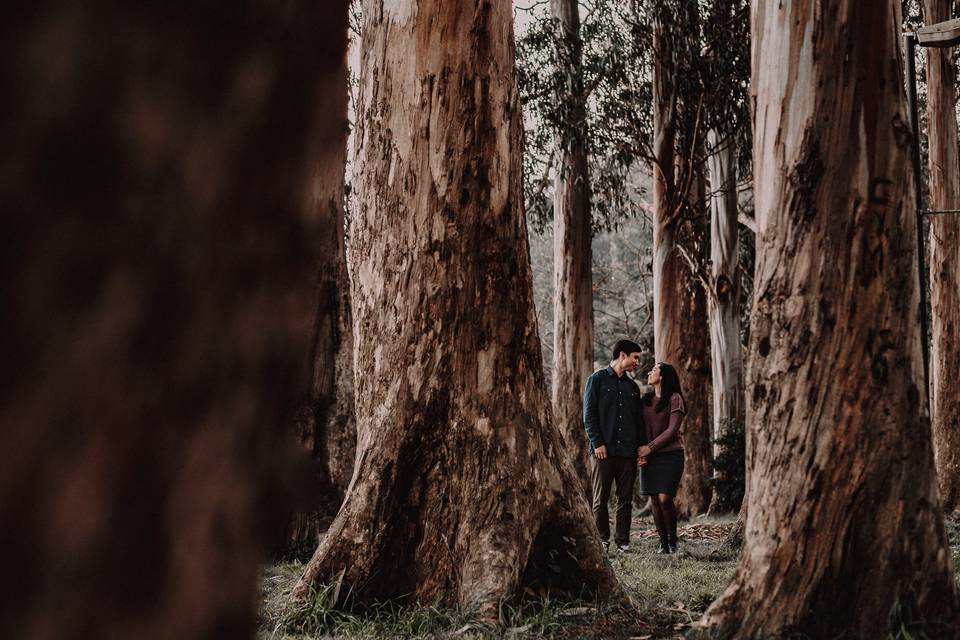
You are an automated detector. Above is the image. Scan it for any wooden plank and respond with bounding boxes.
[917,17,960,48]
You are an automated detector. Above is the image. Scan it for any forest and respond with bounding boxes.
[4,0,960,639]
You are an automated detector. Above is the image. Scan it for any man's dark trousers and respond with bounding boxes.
[591,455,637,546]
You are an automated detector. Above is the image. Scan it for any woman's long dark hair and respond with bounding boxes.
[643,362,685,412]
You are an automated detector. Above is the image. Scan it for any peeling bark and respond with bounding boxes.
[0,2,347,638]
[292,0,619,612]
[924,0,960,514]
[550,0,594,497]
[706,131,743,514]
[697,2,960,636]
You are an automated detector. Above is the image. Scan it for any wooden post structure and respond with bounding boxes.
[904,16,960,404]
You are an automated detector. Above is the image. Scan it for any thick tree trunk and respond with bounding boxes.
[286,52,356,554]
[292,0,619,612]
[924,0,960,514]
[697,2,960,637]
[550,0,594,498]
[706,131,743,514]
[651,10,712,518]
[0,2,347,639]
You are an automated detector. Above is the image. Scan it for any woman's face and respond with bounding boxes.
[647,365,661,385]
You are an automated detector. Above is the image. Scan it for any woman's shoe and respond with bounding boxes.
[656,540,672,554]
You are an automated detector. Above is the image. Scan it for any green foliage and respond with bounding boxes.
[709,417,745,513]
[517,0,650,233]
[516,0,752,233]
[280,582,344,635]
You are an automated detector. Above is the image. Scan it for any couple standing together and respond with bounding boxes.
[582,339,686,555]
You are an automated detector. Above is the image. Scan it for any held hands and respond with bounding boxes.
[594,445,608,460]
[637,445,652,458]
[637,455,648,467]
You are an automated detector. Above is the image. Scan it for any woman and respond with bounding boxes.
[637,362,686,554]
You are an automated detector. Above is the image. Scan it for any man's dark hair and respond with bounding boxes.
[611,339,642,360]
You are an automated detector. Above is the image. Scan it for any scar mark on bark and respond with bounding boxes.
[869,178,893,206]
[758,336,771,357]
[892,114,912,149]
[753,383,767,403]
[788,134,824,221]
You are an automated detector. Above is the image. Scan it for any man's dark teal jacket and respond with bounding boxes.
[582,366,646,457]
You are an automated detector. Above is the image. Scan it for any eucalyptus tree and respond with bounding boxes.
[697,1,960,635]
[293,0,619,610]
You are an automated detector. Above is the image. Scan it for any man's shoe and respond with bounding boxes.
[601,541,610,553]
[616,544,629,553]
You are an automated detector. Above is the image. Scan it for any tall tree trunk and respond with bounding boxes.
[674,164,713,519]
[924,0,960,514]
[550,0,594,497]
[292,0,618,612]
[706,131,743,514]
[697,1,960,636]
[0,2,348,638]
[651,8,713,518]
[287,50,356,554]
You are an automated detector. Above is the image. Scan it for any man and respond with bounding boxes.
[582,339,647,553]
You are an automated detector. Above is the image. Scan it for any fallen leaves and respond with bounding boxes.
[636,521,734,542]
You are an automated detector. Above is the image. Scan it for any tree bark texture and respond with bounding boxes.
[292,0,619,611]
[706,131,744,514]
[698,2,960,636]
[0,2,347,639]
[550,0,594,498]
[651,8,713,518]
[924,0,960,514]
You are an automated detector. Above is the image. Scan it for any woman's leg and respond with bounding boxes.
[658,493,678,551]
[649,496,669,552]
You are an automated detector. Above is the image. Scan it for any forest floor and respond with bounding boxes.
[258,513,960,639]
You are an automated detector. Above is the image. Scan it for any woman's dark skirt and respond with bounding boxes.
[639,449,685,496]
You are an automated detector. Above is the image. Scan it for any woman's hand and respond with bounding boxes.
[637,445,652,458]
[637,455,648,467]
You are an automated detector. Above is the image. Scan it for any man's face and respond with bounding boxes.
[624,351,641,372]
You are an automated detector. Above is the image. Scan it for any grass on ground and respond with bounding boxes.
[259,513,960,639]
[258,515,737,639]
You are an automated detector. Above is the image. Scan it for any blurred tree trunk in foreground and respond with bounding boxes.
[0,1,347,637]
[293,0,619,613]
[697,1,959,636]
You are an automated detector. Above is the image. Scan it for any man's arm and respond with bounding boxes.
[582,373,605,455]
